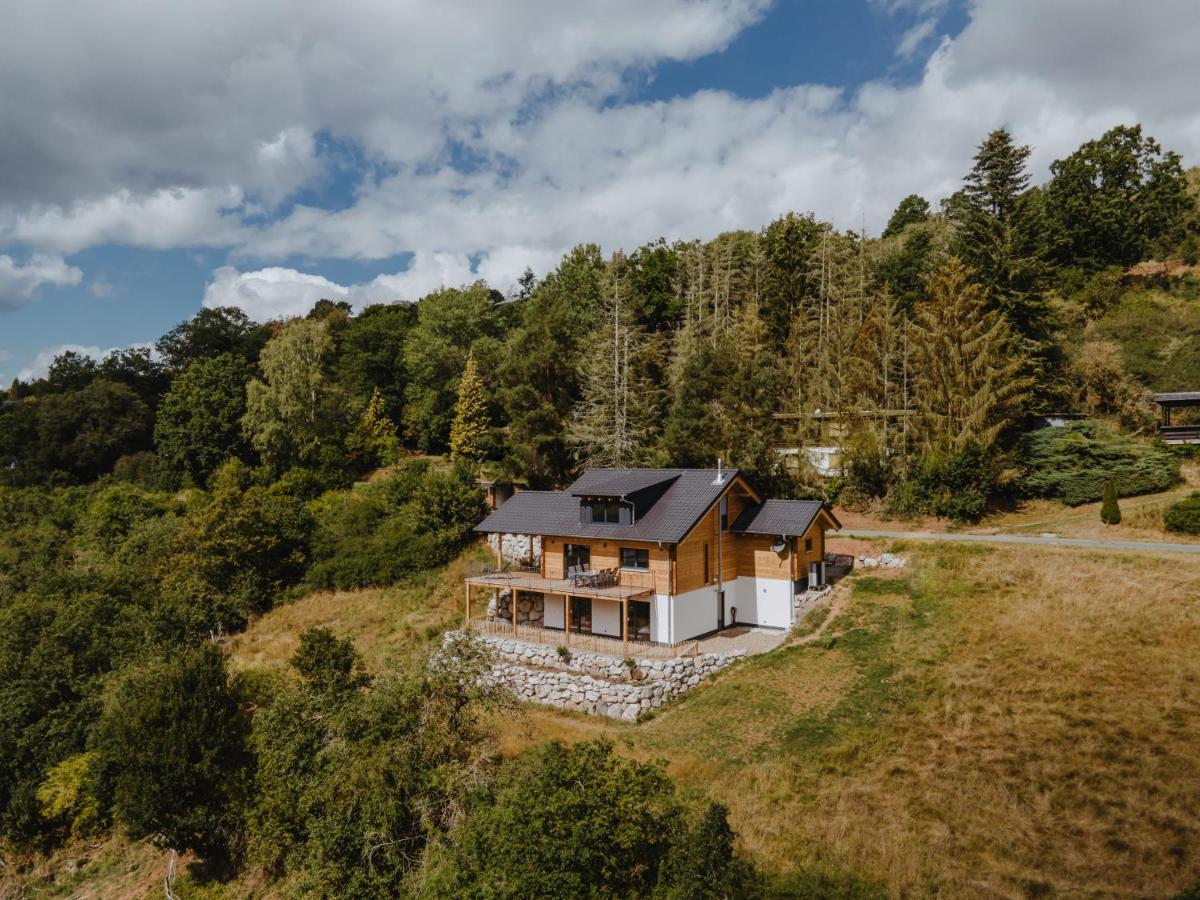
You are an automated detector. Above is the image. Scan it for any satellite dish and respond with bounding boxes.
[771,538,787,554]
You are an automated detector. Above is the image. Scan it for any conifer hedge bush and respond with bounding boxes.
[1165,493,1200,535]
[1020,421,1179,506]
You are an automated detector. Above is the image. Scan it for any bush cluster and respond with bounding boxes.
[1020,420,1179,506]
[1165,493,1200,535]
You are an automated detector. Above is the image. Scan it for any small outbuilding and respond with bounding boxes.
[1154,392,1200,444]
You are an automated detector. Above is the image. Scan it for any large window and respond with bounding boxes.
[584,499,622,524]
[620,547,649,570]
[564,543,591,572]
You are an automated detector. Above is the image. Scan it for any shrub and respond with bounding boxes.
[91,644,251,859]
[1020,420,1179,506]
[1165,493,1200,534]
[419,740,758,898]
[1100,480,1122,525]
[884,445,1002,523]
[304,463,484,591]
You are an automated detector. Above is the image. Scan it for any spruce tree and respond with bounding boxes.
[348,387,398,467]
[911,257,1032,452]
[951,129,1053,355]
[449,351,489,462]
[1101,480,1122,525]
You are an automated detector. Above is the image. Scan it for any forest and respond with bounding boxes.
[1,123,1199,896]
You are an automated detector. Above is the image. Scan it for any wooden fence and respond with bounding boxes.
[472,618,699,660]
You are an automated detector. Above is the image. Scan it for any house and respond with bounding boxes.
[465,466,840,649]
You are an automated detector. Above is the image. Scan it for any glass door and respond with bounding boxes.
[627,600,651,642]
[564,543,591,574]
[570,597,593,634]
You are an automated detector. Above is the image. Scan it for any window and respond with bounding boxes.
[805,538,813,552]
[564,543,591,572]
[583,499,624,524]
[719,496,728,531]
[703,543,710,583]
[620,547,649,570]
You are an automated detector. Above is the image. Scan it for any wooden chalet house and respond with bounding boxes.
[465,466,840,649]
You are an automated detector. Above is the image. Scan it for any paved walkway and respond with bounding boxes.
[694,625,788,656]
[832,529,1200,555]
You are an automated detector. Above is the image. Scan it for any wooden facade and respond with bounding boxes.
[536,475,832,598]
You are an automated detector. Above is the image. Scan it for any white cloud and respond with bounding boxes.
[3,187,247,256]
[203,266,354,321]
[231,0,1200,282]
[202,248,544,321]
[89,277,117,299]
[895,18,938,59]
[0,255,83,308]
[1,0,1199,301]
[15,341,156,382]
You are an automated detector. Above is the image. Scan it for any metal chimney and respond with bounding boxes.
[712,457,725,485]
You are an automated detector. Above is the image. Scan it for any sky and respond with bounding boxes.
[2,0,1200,385]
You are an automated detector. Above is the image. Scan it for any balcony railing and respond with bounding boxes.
[465,562,657,598]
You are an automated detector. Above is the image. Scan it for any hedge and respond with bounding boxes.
[1165,493,1200,535]
[1020,420,1179,506]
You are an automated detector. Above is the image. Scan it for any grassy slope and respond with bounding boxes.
[493,543,1200,897]
[835,463,1200,543]
[40,539,1200,897]
[226,542,492,675]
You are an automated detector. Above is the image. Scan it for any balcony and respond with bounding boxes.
[464,563,656,602]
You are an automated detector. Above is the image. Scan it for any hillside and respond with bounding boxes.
[14,522,1200,897]
[491,540,1200,896]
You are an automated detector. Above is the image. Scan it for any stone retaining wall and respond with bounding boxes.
[487,590,545,627]
[451,632,745,721]
[793,584,832,622]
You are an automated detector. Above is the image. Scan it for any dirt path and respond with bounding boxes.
[832,529,1200,554]
[789,583,853,647]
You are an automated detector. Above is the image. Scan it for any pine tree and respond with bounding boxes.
[911,257,1032,452]
[347,387,398,467]
[449,351,489,462]
[1101,480,1122,525]
[951,129,1053,354]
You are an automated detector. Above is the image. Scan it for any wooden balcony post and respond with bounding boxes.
[621,598,628,657]
[565,594,571,646]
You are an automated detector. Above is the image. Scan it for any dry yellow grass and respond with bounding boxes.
[491,544,1200,897]
[227,545,489,675]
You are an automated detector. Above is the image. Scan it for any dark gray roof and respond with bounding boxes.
[1154,392,1200,404]
[474,468,741,544]
[569,469,679,497]
[730,499,839,537]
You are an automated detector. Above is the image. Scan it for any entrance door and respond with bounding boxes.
[570,597,592,634]
[717,589,725,630]
[627,600,650,642]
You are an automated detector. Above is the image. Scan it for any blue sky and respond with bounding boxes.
[1,0,1197,384]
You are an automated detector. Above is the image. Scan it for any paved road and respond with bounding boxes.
[830,529,1200,555]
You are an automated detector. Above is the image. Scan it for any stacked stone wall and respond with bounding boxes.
[486,533,542,566]
[449,632,745,721]
[487,590,544,627]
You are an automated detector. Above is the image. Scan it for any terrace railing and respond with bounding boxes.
[466,561,657,595]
